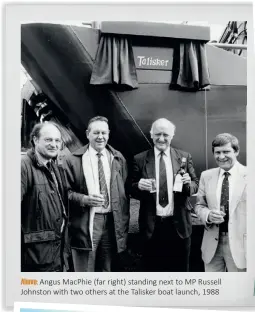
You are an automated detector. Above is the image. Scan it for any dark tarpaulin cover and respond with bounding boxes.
[170,41,210,91]
[21,24,150,157]
[90,34,138,89]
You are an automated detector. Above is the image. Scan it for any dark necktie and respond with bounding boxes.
[159,151,169,207]
[219,171,230,232]
[97,152,109,209]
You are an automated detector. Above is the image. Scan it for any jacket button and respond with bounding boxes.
[51,190,55,194]
[215,238,218,241]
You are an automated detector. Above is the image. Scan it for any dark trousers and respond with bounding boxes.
[141,216,191,272]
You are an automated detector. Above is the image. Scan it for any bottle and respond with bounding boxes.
[178,157,187,176]
[173,157,187,192]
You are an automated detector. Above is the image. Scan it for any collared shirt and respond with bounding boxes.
[154,147,174,216]
[216,162,239,213]
[35,150,49,167]
[88,146,112,213]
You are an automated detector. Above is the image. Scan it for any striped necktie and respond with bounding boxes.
[97,152,109,208]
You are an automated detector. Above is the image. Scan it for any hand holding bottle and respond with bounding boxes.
[173,157,188,192]
[181,173,191,185]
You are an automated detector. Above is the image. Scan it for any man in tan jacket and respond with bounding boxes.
[195,133,246,272]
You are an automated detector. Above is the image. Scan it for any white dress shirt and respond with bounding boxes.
[216,162,239,213]
[86,146,112,213]
[154,147,174,216]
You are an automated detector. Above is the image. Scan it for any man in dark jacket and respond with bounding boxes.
[65,116,130,272]
[21,122,69,272]
[130,118,198,272]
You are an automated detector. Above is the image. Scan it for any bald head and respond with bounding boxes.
[150,118,175,151]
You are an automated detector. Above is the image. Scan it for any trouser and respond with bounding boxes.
[141,216,191,272]
[71,213,116,272]
[88,212,116,272]
[71,249,89,272]
[204,232,246,272]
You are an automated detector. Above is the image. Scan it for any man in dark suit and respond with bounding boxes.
[130,118,198,272]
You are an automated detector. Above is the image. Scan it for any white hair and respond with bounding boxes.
[150,118,176,136]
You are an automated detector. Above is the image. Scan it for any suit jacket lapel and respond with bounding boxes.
[230,164,246,216]
[145,149,156,202]
[170,147,182,177]
[82,151,96,194]
[208,168,220,210]
[145,149,156,179]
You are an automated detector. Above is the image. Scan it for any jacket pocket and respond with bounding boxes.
[24,230,56,243]
[23,230,60,270]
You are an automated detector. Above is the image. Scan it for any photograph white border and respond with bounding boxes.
[4,0,255,309]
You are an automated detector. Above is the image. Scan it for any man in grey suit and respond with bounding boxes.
[195,133,246,272]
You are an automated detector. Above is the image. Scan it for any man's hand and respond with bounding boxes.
[208,210,225,224]
[138,178,153,192]
[181,173,191,185]
[83,194,105,207]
